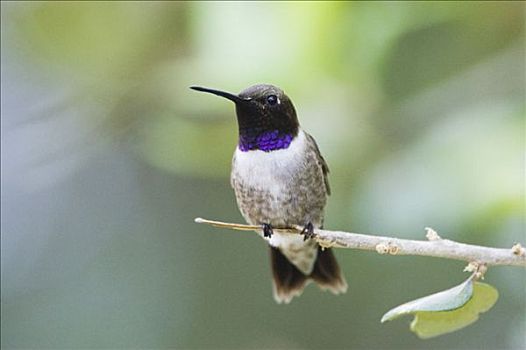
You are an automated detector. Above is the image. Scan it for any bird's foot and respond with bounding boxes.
[301,222,315,241]
[263,223,273,238]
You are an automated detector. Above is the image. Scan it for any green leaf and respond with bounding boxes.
[381,279,498,339]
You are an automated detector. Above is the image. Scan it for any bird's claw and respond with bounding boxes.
[301,222,315,241]
[263,223,273,238]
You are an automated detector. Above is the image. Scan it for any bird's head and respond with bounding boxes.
[191,84,299,152]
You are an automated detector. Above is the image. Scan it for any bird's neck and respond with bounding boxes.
[238,128,296,152]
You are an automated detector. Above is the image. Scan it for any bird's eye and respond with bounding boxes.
[266,95,278,106]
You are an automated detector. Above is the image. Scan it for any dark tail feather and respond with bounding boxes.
[270,246,347,304]
[270,246,309,304]
[310,248,348,294]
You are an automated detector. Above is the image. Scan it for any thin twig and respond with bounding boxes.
[194,217,526,268]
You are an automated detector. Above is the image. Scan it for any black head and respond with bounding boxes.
[191,84,299,152]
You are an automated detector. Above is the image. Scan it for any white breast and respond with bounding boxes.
[232,130,308,198]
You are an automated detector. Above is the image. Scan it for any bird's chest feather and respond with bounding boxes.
[233,136,305,196]
[232,130,307,196]
[231,131,323,226]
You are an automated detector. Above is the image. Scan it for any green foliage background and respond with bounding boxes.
[1,2,524,349]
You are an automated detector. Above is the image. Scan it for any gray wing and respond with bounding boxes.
[304,132,331,196]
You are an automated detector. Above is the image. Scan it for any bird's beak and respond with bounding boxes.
[190,86,251,105]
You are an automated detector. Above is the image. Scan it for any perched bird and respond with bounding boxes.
[191,84,347,303]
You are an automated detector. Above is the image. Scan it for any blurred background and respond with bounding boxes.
[1,1,524,349]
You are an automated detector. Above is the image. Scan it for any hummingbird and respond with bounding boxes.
[191,84,347,303]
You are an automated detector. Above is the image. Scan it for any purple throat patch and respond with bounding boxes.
[239,130,293,152]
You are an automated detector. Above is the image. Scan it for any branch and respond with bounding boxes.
[194,218,526,268]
